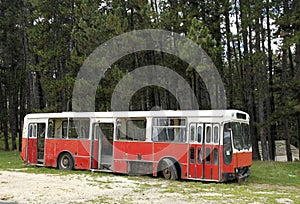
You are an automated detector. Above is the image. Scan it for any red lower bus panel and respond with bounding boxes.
[74,156,90,170]
[114,141,153,174]
[236,152,252,167]
[114,141,152,161]
[114,160,127,173]
[27,138,37,164]
[44,139,91,169]
[20,138,27,162]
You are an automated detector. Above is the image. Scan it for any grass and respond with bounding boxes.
[0,151,24,169]
[248,160,300,187]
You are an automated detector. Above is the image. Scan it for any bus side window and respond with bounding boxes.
[206,125,212,143]
[49,118,68,139]
[190,124,195,142]
[62,120,68,138]
[197,147,202,164]
[93,124,100,140]
[48,121,54,138]
[116,120,121,140]
[213,148,218,165]
[197,124,203,143]
[213,125,219,144]
[206,148,211,164]
[68,118,90,139]
[223,123,233,164]
[28,124,36,138]
[190,147,195,163]
[80,119,90,139]
[126,119,146,141]
[69,119,79,139]
[116,119,126,140]
[116,118,146,141]
[28,124,33,137]
[152,118,186,142]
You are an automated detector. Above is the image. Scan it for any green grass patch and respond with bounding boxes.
[249,160,300,187]
[0,151,24,169]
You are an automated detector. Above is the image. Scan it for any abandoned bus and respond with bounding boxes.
[20,110,252,182]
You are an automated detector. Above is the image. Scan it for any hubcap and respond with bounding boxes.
[163,168,171,179]
[62,156,70,168]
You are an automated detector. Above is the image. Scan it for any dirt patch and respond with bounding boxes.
[0,170,190,203]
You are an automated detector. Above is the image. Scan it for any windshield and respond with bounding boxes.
[226,122,251,150]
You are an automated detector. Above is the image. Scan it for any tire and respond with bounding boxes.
[160,158,178,180]
[58,153,74,170]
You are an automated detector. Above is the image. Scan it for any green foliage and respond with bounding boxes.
[96,66,127,111]
[188,17,219,64]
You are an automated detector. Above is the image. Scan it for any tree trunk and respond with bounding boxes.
[266,0,276,160]
[256,8,268,160]
[281,0,293,162]
[292,0,300,160]
[0,86,9,151]
[281,39,293,162]
[234,0,243,79]
[8,94,18,151]
[225,1,233,108]
[19,0,29,151]
[240,0,260,160]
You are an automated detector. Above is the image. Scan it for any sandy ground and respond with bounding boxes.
[0,170,193,204]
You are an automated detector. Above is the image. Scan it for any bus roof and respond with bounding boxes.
[24,110,249,120]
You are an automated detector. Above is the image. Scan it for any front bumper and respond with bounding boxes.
[222,166,251,182]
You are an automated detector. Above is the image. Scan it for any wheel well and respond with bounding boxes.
[56,151,75,168]
[157,157,182,179]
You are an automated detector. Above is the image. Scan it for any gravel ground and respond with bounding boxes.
[0,170,191,204]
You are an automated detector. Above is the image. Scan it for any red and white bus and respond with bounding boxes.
[20,110,252,182]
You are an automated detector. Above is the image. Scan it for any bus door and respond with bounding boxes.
[91,123,114,170]
[203,124,220,180]
[27,123,46,165]
[189,123,204,179]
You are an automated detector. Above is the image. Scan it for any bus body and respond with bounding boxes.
[20,110,252,182]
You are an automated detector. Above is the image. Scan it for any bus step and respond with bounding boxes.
[36,164,44,167]
[101,164,111,169]
[91,169,113,173]
[37,159,44,164]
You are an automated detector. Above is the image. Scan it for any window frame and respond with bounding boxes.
[205,124,212,144]
[152,117,187,143]
[213,124,220,144]
[116,118,147,141]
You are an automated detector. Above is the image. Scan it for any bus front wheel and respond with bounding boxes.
[58,152,74,170]
[160,158,178,180]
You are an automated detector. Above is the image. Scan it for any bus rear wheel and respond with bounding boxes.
[58,153,74,170]
[160,158,178,180]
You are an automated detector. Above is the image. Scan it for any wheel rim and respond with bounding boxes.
[162,161,171,179]
[61,155,70,169]
[163,168,171,179]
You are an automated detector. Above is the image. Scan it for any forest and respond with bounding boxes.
[0,0,299,161]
